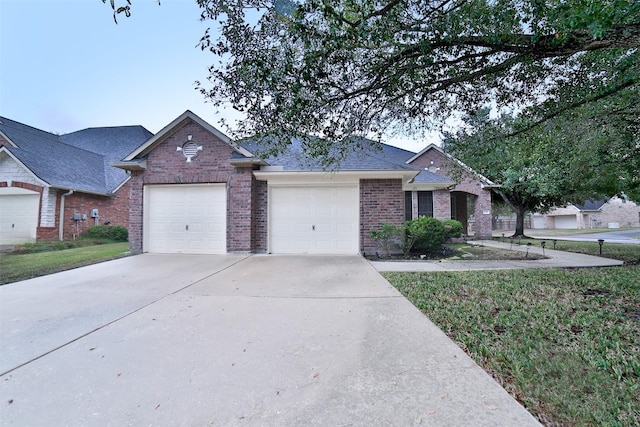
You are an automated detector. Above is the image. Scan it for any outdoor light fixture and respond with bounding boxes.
[598,239,605,255]
[553,239,558,250]
[509,236,514,249]
[541,241,546,256]
[526,242,532,258]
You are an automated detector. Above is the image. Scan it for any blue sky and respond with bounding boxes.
[0,0,435,150]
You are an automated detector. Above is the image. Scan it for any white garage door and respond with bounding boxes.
[554,215,577,229]
[0,188,40,244]
[145,184,226,254]
[269,185,359,254]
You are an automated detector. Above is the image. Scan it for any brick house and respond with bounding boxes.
[114,111,494,254]
[0,116,151,244]
[532,197,640,229]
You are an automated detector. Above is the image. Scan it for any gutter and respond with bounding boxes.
[59,190,74,241]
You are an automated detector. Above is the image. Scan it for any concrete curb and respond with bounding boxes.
[370,240,624,272]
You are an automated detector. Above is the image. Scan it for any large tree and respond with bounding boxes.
[106,0,639,160]
[444,94,639,236]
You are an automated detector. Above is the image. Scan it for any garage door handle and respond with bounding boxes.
[312,225,315,231]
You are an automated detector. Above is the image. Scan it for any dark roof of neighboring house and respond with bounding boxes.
[574,199,607,211]
[0,116,151,194]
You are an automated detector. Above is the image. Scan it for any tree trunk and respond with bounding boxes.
[514,206,526,237]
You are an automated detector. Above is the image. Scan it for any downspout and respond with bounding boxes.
[59,190,74,241]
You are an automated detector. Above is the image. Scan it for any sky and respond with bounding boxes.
[0,0,437,152]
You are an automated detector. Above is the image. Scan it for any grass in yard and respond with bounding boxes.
[385,267,640,426]
[0,242,130,285]
[541,239,640,264]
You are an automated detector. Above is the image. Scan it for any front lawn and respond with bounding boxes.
[0,242,130,285]
[385,266,640,425]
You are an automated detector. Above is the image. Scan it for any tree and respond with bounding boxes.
[443,108,597,237]
[105,0,640,161]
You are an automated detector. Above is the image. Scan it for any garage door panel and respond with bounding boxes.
[269,185,359,254]
[146,184,226,254]
[0,191,40,244]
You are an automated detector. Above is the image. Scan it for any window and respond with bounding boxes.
[417,191,433,217]
[404,192,413,221]
[405,191,433,220]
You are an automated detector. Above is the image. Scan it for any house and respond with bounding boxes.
[0,116,152,244]
[532,197,640,230]
[114,110,494,255]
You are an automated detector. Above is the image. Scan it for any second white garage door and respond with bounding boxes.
[145,184,226,254]
[269,185,359,254]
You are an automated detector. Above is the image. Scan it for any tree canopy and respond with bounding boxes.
[105,0,639,162]
[443,94,639,236]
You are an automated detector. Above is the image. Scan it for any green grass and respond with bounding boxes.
[0,242,130,285]
[384,267,640,426]
[538,239,640,264]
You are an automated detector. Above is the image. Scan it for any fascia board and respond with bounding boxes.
[111,159,147,171]
[402,181,456,191]
[253,170,419,184]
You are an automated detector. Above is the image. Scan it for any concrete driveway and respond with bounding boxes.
[1,254,539,426]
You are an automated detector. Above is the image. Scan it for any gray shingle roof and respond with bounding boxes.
[0,116,151,194]
[240,136,417,172]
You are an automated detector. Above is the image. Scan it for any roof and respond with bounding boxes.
[241,136,416,172]
[573,199,607,211]
[0,116,151,194]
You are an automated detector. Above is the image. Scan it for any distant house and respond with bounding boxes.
[0,117,151,244]
[114,110,495,255]
[532,197,640,230]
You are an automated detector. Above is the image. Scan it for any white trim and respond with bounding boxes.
[124,110,252,160]
[253,170,418,184]
[111,175,131,194]
[0,187,39,195]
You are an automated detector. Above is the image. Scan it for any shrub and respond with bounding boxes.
[406,216,447,253]
[84,225,128,242]
[369,223,404,255]
[443,219,464,240]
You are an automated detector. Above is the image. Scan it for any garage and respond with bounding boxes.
[144,184,226,254]
[269,184,359,254]
[554,215,578,229]
[0,187,40,245]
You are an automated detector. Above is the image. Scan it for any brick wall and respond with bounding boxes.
[360,179,404,254]
[252,178,268,252]
[127,118,254,253]
[61,182,130,240]
[433,190,451,220]
[409,148,493,239]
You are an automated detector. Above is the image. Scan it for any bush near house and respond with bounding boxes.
[370,218,464,256]
[84,225,128,242]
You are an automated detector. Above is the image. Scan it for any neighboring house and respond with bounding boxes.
[114,110,494,255]
[0,116,151,244]
[532,197,640,229]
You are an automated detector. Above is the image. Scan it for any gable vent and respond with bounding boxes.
[176,141,203,163]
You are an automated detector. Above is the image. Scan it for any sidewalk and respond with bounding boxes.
[370,240,624,272]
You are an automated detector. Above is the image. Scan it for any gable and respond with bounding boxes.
[0,149,48,187]
[122,110,249,162]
